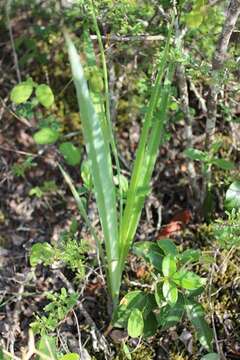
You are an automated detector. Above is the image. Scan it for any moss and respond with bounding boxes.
[114,343,154,360]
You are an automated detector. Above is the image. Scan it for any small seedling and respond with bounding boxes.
[12,156,37,178]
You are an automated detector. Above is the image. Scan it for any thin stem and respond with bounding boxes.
[5,0,21,83]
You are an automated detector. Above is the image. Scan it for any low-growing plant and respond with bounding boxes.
[12,156,37,178]
[61,4,175,307]
[212,209,240,249]
[31,288,78,336]
[30,218,88,280]
[8,4,216,354]
[10,78,81,167]
[29,180,58,198]
[113,238,213,352]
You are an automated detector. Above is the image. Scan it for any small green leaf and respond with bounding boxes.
[36,335,57,360]
[127,308,144,338]
[59,354,80,360]
[224,181,240,210]
[10,82,33,104]
[162,280,178,304]
[185,300,213,351]
[33,127,59,145]
[36,84,54,108]
[162,255,177,277]
[212,158,235,170]
[59,142,81,166]
[158,239,177,256]
[201,353,220,360]
[30,242,55,267]
[172,270,206,290]
[184,148,207,162]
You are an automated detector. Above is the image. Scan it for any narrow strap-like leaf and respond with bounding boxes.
[64,31,120,300]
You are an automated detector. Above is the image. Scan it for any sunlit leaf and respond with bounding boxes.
[162,255,177,277]
[162,280,178,304]
[65,32,119,300]
[59,354,80,360]
[30,242,55,267]
[172,270,206,290]
[33,127,59,145]
[127,308,144,338]
[36,84,54,108]
[224,181,240,210]
[185,300,213,351]
[10,81,33,104]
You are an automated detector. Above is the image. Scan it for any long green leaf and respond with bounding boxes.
[119,57,174,269]
[64,31,120,301]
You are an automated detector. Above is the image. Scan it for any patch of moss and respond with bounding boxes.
[114,343,154,360]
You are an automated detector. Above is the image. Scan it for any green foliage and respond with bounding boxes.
[35,84,54,108]
[114,239,212,350]
[59,142,81,166]
[31,288,78,335]
[36,335,57,360]
[11,79,54,108]
[184,147,235,172]
[212,209,240,249]
[30,242,55,267]
[127,308,144,338]
[30,219,88,279]
[29,180,58,198]
[224,181,240,210]
[63,13,174,305]
[81,160,93,191]
[185,300,213,351]
[10,80,33,104]
[184,0,206,29]
[33,127,59,145]
[12,156,37,178]
[201,354,220,360]
[59,230,88,280]
[59,354,80,360]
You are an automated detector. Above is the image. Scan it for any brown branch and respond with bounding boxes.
[205,0,240,151]
[90,34,164,42]
[176,62,200,206]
